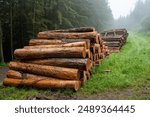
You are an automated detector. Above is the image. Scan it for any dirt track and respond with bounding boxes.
[0,67,8,82]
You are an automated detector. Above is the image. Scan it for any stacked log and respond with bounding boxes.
[101,28,128,53]
[3,27,109,91]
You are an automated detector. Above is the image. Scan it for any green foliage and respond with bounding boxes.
[141,16,150,33]
[0,0,113,61]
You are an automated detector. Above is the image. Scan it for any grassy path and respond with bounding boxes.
[0,33,150,99]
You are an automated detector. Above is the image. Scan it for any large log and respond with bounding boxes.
[6,70,87,87]
[25,42,87,49]
[14,47,86,59]
[9,62,81,80]
[43,27,95,33]
[3,78,81,91]
[29,39,64,46]
[37,32,98,43]
[25,58,92,71]
[29,39,90,49]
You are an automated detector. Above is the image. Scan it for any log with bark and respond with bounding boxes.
[14,47,86,60]
[9,62,81,80]
[37,32,98,43]
[7,70,23,79]
[25,42,87,49]
[29,39,65,46]
[3,78,81,91]
[24,58,92,71]
[62,39,91,49]
[103,42,121,47]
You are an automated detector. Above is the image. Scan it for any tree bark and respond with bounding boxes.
[14,47,86,59]
[0,21,4,63]
[3,78,81,91]
[29,39,65,46]
[7,70,23,79]
[25,42,87,49]
[62,39,91,49]
[24,58,92,71]
[37,31,98,43]
[9,62,81,80]
[10,0,14,60]
[104,42,121,47]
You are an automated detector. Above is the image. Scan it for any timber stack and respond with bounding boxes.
[3,27,109,91]
[101,28,128,53]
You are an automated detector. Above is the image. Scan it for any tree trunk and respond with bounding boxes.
[44,27,95,33]
[10,0,13,60]
[25,42,87,49]
[0,21,4,63]
[3,78,81,91]
[24,58,92,71]
[29,39,65,46]
[14,47,86,59]
[37,31,98,43]
[9,62,81,80]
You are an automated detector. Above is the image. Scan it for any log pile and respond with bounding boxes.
[101,28,128,53]
[3,27,109,91]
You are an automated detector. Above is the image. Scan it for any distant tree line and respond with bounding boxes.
[115,0,150,33]
[0,0,113,62]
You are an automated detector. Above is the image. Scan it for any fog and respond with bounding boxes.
[108,0,138,19]
[108,0,149,31]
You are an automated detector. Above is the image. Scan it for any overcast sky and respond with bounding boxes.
[108,0,145,19]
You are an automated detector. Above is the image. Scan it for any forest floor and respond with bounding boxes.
[0,33,150,100]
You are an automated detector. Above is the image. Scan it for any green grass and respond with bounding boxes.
[0,32,150,99]
[79,33,150,95]
[0,62,8,67]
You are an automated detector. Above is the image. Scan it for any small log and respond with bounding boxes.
[103,41,121,47]
[9,62,81,80]
[14,47,86,60]
[102,36,123,41]
[3,78,81,91]
[62,39,91,49]
[7,70,22,79]
[94,44,101,54]
[29,39,64,46]
[25,58,92,71]
[25,42,87,49]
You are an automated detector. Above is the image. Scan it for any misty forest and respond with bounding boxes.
[0,0,150,100]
